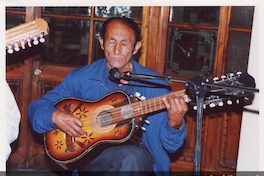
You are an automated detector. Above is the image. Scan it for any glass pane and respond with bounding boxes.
[95,6,142,20]
[40,17,89,66]
[230,6,254,28]
[94,22,104,61]
[6,7,25,11]
[169,6,219,25]
[6,14,25,29]
[226,32,251,73]
[93,22,141,63]
[42,7,91,16]
[165,28,217,76]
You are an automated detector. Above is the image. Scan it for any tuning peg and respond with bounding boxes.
[134,92,146,101]
[144,119,150,125]
[39,34,45,43]
[218,101,224,106]
[135,92,141,97]
[213,77,219,82]
[209,103,216,108]
[14,43,20,52]
[227,100,232,105]
[141,126,146,131]
[20,41,25,49]
[221,75,227,80]
[33,36,39,45]
[7,45,14,54]
[229,73,235,78]
[39,37,45,43]
[27,38,32,47]
[140,96,146,100]
[244,97,249,102]
[237,71,242,76]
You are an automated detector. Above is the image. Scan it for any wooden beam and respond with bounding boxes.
[213,6,232,76]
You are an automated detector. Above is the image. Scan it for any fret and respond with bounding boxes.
[140,101,144,115]
[134,106,141,113]
[149,99,152,113]
[159,97,163,110]
[154,98,157,111]
[144,100,148,114]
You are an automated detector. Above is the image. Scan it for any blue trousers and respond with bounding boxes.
[81,144,155,175]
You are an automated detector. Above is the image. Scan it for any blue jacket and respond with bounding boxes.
[28,58,186,173]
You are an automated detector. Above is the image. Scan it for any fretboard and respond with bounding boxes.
[109,89,187,124]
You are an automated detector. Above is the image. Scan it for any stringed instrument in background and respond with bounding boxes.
[44,71,256,170]
[6,18,49,54]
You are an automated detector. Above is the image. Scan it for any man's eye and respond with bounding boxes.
[109,40,115,44]
[122,42,129,46]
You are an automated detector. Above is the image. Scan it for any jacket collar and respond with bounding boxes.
[86,58,140,82]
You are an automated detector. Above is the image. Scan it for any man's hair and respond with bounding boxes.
[100,17,141,44]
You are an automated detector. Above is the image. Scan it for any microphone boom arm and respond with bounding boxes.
[124,71,187,83]
[124,71,259,93]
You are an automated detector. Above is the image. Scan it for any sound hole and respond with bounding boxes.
[97,111,112,127]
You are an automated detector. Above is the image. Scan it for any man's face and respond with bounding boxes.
[99,20,141,71]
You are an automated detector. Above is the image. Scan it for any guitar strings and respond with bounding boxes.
[72,91,186,132]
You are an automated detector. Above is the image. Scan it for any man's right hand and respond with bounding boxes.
[52,110,85,137]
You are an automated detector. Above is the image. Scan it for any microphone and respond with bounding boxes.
[109,67,122,81]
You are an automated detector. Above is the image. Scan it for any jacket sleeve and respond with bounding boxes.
[27,70,82,133]
[160,117,187,153]
[27,97,58,133]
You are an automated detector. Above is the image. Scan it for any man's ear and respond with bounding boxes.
[132,41,142,55]
[98,36,105,50]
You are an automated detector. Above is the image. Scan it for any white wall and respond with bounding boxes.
[237,5,263,171]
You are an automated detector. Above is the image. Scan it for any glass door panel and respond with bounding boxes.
[95,6,142,20]
[166,28,217,76]
[169,6,220,25]
[42,7,91,16]
[40,17,89,66]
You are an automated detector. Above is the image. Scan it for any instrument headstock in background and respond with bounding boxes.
[186,71,257,112]
[6,18,49,54]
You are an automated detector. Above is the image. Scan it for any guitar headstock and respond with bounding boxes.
[6,18,49,54]
[208,71,256,97]
[188,72,257,110]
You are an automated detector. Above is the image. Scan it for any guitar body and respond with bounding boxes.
[44,91,143,169]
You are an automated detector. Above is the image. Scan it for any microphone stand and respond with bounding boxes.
[114,70,259,175]
[184,76,211,175]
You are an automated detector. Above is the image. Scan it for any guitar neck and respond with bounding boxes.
[107,90,187,125]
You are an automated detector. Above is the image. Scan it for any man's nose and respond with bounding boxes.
[114,43,121,54]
